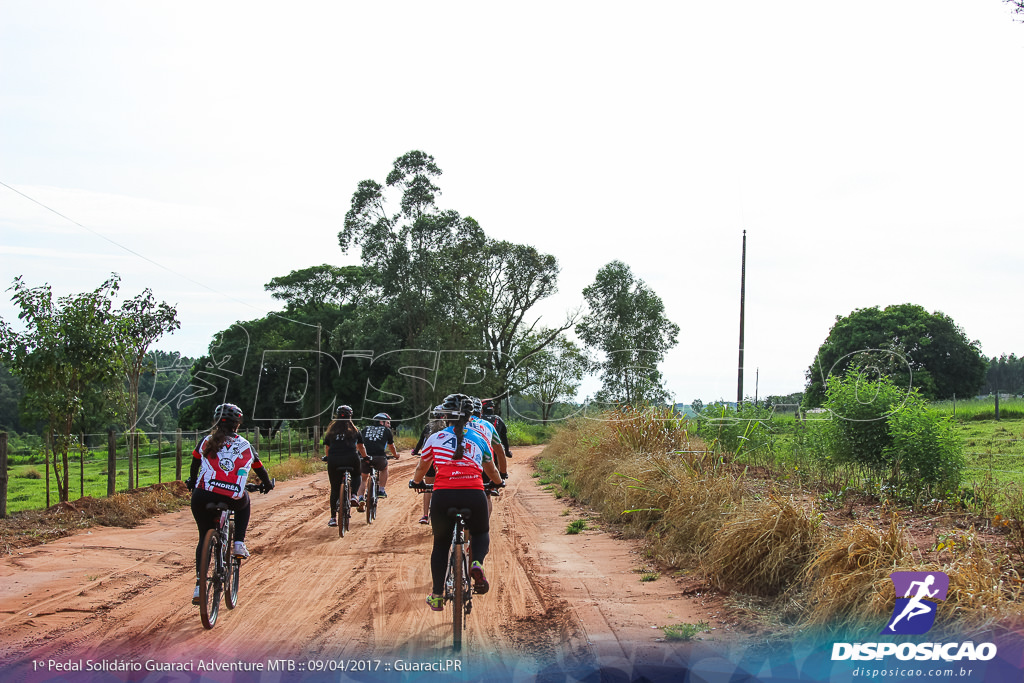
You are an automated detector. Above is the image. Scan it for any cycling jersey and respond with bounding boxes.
[419,426,492,490]
[191,434,264,500]
[482,413,511,453]
[360,424,394,456]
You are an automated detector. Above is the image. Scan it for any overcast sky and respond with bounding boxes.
[1,1,1022,405]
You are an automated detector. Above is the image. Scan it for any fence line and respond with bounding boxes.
[2,427,322,514]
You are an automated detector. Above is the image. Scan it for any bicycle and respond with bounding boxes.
[409,480,502,651]
[337,467,355,538]
[197,480,273,630]
[363,455,399,524]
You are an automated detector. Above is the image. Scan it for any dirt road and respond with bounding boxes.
[0,447,721,681]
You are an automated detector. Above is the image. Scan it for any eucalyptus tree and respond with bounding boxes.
[576,261,680,407]
[116,289,179,488]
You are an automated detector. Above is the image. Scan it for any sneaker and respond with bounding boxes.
[378,489,387,498]
[418,515,429,525]
[357,497,365,512]
[470,561,489,594]
[232,541,250,559]
[192,584,201,605]
[350,496,358,507]
[426,593,444,611]
[327,517,337,527]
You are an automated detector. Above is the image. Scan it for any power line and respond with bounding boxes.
[0,180,318,329]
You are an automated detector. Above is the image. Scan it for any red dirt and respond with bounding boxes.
[0,446,733,681]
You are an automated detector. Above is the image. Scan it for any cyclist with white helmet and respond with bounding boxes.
[187,403,274,604]
[356,412,399,508]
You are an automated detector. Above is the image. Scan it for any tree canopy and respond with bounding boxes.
[804,303,987,407]
[576,261,679,407]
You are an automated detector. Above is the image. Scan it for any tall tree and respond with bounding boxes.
[338,150,572,418]
[116,289,179,489]
[804,304,987,407]
[516,333,590,422]
[0,275,125,501]
[576,261,680,407]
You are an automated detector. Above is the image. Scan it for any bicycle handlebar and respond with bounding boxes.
[246,478,275,494]
[408,479,504,493]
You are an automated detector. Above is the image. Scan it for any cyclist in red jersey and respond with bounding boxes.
[410,395,503,610]
[186,403,273,604]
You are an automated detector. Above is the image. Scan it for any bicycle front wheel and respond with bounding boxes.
[224,520,240,609]
[198,529,221,629]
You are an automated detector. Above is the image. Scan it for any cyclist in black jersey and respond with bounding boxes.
[357,412,399,508]
[481,398,512,459]
[322,405,368,527]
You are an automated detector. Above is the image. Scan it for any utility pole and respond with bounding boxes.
[737,230,747,406]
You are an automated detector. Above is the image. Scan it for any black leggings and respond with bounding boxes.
[327,460,359,514]
[429,488,490,595]
[190,489,250,577]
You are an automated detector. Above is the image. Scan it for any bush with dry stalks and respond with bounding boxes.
[801,515,912,633]
[705,495,822,596]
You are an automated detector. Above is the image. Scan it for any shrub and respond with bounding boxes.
[884,392,964,495]
[821,369,909,471]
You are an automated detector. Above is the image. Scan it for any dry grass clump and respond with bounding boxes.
[545,414,742,565]
[801,515,911,632]
[938,531,1024,634]
[0,481,192,554]
[705,495,822,596]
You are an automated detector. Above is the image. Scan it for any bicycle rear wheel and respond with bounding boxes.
[451,543,464,651]
[224,519,240,609]
[198,529,221,629]
[340,472,351,538]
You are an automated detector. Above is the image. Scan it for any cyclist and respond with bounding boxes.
[186,403,274,604]
[410,395,503,610]
[356,412,399,509]
[322,405,369,527]
[463,396,507,517]
[481,398,512,460]
[411,405,446,524]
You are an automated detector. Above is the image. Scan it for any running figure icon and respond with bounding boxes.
[883,571,949,635]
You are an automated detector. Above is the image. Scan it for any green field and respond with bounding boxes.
[2,428,322,514]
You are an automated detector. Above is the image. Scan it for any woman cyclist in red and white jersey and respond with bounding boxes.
[410,395,503,610]
[186,403,274,604]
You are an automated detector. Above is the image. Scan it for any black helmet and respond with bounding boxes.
[214,403,243,425]
[429,404,445,420]
[440,393,471,417]
[335,405,353,419]
[373,412,391,423]
[482,399,495,415]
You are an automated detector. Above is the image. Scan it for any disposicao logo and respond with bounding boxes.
[831,571,998,662]
[883,571,948,635]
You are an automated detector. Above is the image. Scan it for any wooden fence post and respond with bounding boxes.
[0,432,8,518]
[107,430,116,496]
[157,432,162,484]
[45,432,51,508]
[126,431,134,492]
[176,429,183,481]
[80,432,85,499]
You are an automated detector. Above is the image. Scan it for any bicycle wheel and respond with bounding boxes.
[224,519,240,609]
[451,542,464,651]
[340,472,350,538]
[198,529,221,629]
[366,475,376,524]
